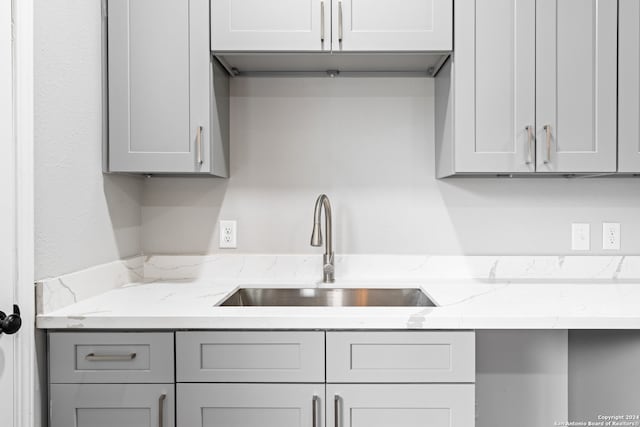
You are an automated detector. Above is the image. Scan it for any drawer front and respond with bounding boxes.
[177,331,325,382]
[326,331,475,383]
[49,332,174,383]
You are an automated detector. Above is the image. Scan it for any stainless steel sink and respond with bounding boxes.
[219,288,436,307]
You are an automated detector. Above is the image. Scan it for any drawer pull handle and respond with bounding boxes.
[334,394,341,427]
[158,393,167,427]
[312,395,320,427]
[85,352,137,361]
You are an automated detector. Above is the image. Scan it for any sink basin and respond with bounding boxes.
[219,288,436,307]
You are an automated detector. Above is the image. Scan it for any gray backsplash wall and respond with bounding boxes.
[142,77,640,255]
[35,0,143,280]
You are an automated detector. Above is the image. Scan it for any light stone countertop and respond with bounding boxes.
[36,278,640,330]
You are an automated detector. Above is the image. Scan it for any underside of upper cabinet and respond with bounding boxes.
[436,0,620,178]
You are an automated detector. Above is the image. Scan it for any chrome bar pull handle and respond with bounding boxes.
[334,394,341,427]
[158,393,166,427]
[338,1,343,44]
[320,1,325,43]
[196,126,203,165]
[525,125,533,165]
[85,353,136,361]
[312,395,320,427]
[543,125,552,164]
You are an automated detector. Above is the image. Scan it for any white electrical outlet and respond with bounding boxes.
[602,222,620,250]
[219,220,237,249]
[571,223,590,251]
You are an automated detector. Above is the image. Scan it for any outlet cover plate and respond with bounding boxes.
[219,220,237,249]
[571,223,590,251]
[602,222,620,250]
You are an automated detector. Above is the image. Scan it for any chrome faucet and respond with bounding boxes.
[310,194,334,283]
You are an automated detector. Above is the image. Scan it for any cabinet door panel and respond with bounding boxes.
[178,383,325,427]
[177,331,325,382]
[618,0,640,172]
[536,0,617,172]
[50,384,175,427]
[326,331,475,383]
[327,384,474,427]
[211,0,329,51]
[454,0,535,173]
[333,0,452,51]
[49,332,174,384]
[108,0,209,173]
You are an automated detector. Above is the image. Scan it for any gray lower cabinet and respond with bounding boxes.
[49,332,175,427]
[327,384,475,427]
[49,330,475,426]
[50,383,175,427]
[177,383,325,427]
[618,0,640,173]
[436,0,617,176]
[107,0,229,176]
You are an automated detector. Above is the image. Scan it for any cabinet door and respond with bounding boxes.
[618,0,640,172]
[332,0,452,52]
[211,0,329,52]
[108,0,210,173]
[50,384,175,427]
[178,383,325,427]
[536,0,617,173]
[327,384,474,427]
[453,0,536,173]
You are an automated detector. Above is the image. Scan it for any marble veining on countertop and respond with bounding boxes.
[36,255,640,330]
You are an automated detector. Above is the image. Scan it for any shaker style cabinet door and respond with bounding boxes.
[535,0,617,173]
[108,0,212,173]
[50,384,175,427]
[327,384,474,427]
[332,0,452,52]
[178,384,325,427]
[453,0,536,173]
[618,0,640,173]
[211,0,330,51]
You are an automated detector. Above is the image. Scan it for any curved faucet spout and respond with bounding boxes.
[310,194,334,283]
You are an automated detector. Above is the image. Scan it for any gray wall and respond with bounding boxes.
[35,0,143,280]
[142,77,640,256]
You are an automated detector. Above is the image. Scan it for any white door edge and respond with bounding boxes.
[12,0,35,425]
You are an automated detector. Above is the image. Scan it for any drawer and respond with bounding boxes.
[49,332,174,383]
[176,331,325,382]
[326,331,475,383]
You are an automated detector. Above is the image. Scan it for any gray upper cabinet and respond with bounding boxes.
[107,0,229,176]
[211,0,452,52]
[436,0,617,177]
[211,0,329,52]
[535,0,617,173]
[619,0,640,173]
[447,0,536,174]
[333,0,452,52]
